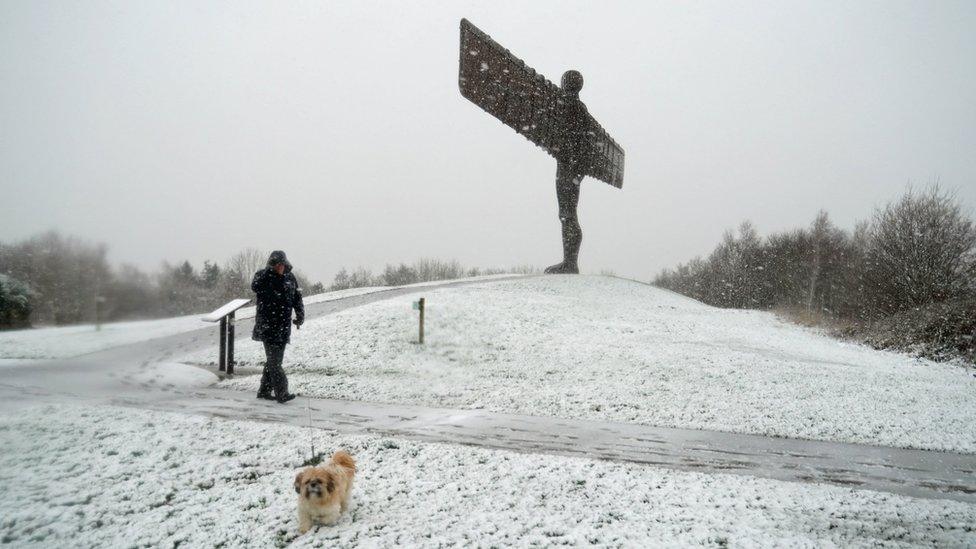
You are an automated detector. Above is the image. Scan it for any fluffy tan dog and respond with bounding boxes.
[294,450,356,533]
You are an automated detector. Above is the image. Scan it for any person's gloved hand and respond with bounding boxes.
[293,317,304,329]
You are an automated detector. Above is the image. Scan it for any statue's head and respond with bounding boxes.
[561,70,584,95]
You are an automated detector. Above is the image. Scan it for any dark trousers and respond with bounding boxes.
[258,342,288,397]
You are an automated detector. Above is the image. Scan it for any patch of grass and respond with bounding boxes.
[162,446,178,461]
[772,305,853,331]
[274,528,297,549]
[148,490,177,509]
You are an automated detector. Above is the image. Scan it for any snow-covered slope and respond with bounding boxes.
[200,276,976,453]
[1,403,972,548]
[0,315,209,360]
[0,290,385,360]
[0,276,520,360]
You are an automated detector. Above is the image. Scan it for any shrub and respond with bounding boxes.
[654,185,976,363]
[0,274,33,329]
[852,292,976,363]
[864,186,976,315]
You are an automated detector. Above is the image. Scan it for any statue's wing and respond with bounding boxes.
[459,19,563,154]
[584,120,625,189]
[458,19,625,188]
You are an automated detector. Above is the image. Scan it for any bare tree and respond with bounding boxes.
[866,185,976,314]
[226,248,266,279]
[220,247,266,300]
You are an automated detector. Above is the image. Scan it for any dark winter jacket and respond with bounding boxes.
[251,251,305,344]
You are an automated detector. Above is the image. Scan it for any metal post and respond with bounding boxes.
[95,296,105,332]
[219,317,227,372]
[419,297,425,344]
[227,312,235,375]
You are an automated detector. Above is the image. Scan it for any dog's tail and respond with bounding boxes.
[332,450,356,472]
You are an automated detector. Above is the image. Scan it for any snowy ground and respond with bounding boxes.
[0,314,207,360]
[1,403,973,548]
[194,276,976,453]
[0,289,386,360]
[0,275,518,360]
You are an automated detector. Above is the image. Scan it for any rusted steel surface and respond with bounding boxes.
[458,19,625,188]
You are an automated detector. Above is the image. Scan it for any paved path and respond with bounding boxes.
[126,388,975,504]
[2,277,974,504]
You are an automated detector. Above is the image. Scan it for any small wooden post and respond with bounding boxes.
[219,317,227,372]
[94,296,105,332]
[418,297,425,344]
[227,311,236,375]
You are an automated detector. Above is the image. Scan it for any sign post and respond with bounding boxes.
[95,295,106,331]
[413,297,426,344]
[227,311,236,374]
[219,317,227,371]
[203,298,251,375]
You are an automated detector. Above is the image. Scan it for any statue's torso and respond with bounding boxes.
[553,97,591,172]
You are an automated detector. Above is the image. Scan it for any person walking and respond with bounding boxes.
[252,250,304,403]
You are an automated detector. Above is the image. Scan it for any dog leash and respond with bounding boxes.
[306,394,316,462]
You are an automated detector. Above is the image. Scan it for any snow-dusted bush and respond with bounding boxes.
[865,186,976,315]
[0,231,110,325]
[654,185,976,362]
[852,293,976,363]
[0,273,33,329]
[655,213,858,314]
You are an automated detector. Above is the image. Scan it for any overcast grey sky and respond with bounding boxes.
[2,0,974,284]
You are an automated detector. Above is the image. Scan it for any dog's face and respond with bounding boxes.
[295,468,338,505]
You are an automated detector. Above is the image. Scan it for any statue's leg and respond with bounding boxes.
[545,162,582,274]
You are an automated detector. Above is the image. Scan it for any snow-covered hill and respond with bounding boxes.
[4,275,975,547]
[0,276,517,360]
[197,276,976,453]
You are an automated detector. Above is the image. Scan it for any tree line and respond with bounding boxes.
[654,186,976,362]
[0,232,534,329]
[0,235,324,328]
[327,259,535,291]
